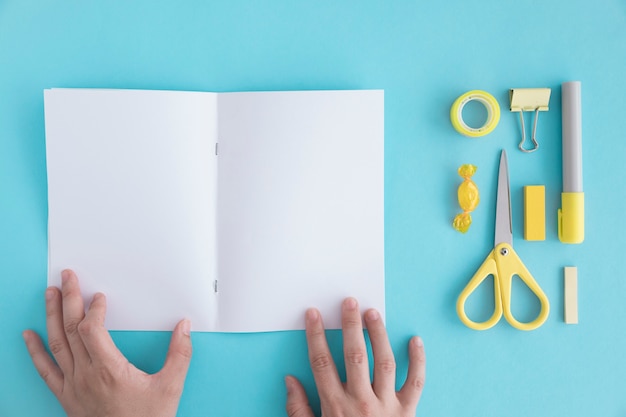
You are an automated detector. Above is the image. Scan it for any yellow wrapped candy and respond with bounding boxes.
[453,164,479,233]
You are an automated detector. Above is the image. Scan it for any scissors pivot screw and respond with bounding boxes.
[500,247,509,256]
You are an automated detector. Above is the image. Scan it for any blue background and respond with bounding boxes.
[1,1,625,416]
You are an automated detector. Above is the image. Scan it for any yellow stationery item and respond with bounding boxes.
[450,90,500,137]
[559,193,585,243]
[524,185,546,241]
[453,164,479,233]
[564,266,579,324]
[559,81,584,244]
[509,88,551,152]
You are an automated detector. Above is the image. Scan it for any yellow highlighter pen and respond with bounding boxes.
[558,81,584,244]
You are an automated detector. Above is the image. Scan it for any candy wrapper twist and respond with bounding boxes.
[453,164,479,233]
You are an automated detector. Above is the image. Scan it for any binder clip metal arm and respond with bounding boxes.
[509,88,551,153]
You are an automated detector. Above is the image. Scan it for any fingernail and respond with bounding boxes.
[413,336,424,347]
[45,288,55,301]
[305,308,319,323]
[343,297,357,310]
[61,269,71,283]
[366,309,380,321]
[181,319,191,336]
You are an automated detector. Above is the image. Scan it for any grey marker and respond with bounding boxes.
[558,81,584,243]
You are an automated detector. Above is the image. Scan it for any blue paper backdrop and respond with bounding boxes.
[1,1,625,416]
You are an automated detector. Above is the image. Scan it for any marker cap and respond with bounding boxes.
[558,192,584,244]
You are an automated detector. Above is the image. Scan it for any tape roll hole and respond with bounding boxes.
[461,99,489,130]
[456,96,496,134]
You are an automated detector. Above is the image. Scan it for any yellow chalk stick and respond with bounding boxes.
[564,266,578,324]
[524,185,545,241]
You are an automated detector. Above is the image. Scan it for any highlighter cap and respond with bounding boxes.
[558,192,584,244]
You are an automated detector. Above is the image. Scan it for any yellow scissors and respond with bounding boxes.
[456,150,550,331]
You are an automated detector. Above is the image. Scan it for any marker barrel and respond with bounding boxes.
[562,81,583,192]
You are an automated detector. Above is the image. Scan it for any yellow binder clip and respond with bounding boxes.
[509,88,551,153]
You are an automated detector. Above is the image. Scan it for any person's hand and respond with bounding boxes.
[22,269,192,417]
[285,298,426,417]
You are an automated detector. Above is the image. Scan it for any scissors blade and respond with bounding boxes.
[494,149,513,247]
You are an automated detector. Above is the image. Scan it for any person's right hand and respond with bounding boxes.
[285,297,426,417]
[23,269,192,417]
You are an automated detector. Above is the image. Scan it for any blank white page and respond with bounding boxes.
[216,90,385,332]
[45,89,219,331]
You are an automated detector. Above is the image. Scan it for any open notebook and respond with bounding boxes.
[44,88,384,332]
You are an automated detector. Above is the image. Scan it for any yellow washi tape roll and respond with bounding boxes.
[450,90,500,137]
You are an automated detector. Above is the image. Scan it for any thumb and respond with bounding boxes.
[285,375,315,417]
[158,319,193,388]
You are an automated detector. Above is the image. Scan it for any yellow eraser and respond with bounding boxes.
[524,185,545,241]
[564,266,578,324]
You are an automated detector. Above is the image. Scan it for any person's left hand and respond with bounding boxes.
[285,297,426,417]
[23,269,192,417]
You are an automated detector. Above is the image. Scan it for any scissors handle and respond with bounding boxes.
[456,244,550,331]
[496,243,550,331]
[456,251,503,330]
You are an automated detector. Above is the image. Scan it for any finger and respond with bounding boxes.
[23,330,64,397]
[158,319,193,391]
[60,269,90,363]
[284,376,315,417]
[305,308,343,401]
[364,308,396,398]
[398,336,426,409]
[341,298,371,396]
[44,286,74,373]
[78,293,125,365]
